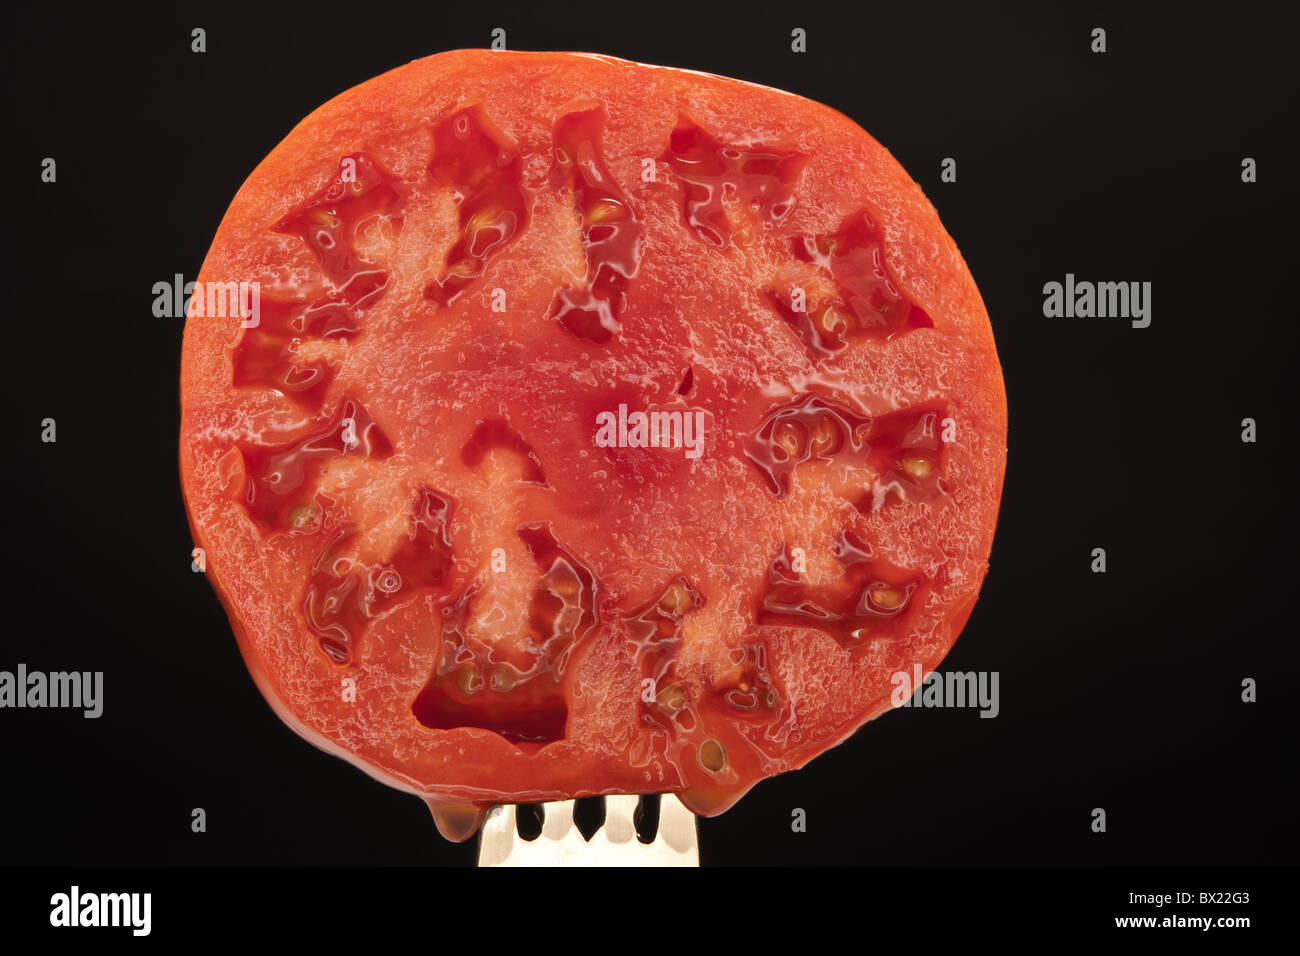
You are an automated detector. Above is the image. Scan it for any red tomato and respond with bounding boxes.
[179,50,1007,841]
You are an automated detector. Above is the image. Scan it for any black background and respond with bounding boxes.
[2,0,1296,873]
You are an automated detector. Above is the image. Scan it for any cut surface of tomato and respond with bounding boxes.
[179,50,1007,840]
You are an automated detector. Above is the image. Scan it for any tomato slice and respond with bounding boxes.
[179,50,1007,841]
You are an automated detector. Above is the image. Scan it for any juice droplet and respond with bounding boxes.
[423,796,486,843]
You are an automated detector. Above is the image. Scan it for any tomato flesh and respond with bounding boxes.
[179,50,1007,840]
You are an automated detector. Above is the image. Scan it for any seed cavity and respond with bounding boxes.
[769,209,934,355]
[238,397,392,531]
[547,108,642,343]
[275,152,403,289]
[232,280,374,411]
[424,105,529,306]
[626,578,705,736]
[411,525,598,747]
[746,393,948,504]
[300,486,455,666]
[459,418,547,485]
[659,116,806,250]
[759,538,924,649]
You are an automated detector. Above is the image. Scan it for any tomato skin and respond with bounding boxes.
[180,50,1007,836]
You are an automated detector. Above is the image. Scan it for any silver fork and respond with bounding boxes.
[477,794,699,866]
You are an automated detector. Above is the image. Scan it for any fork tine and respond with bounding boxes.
[477,794,699,866]
[540,799,575,841]
[603,794,639,844]
[476,803,516,867]
[657,794,698,855]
